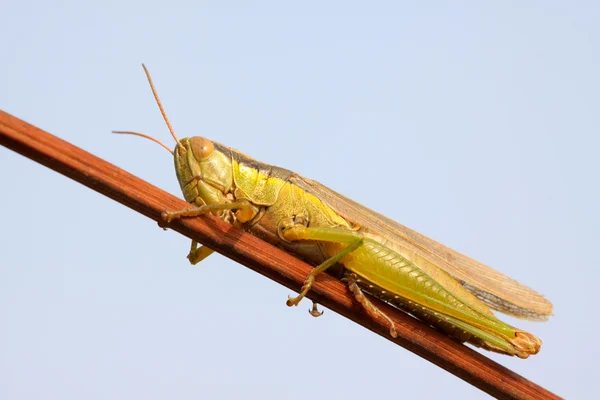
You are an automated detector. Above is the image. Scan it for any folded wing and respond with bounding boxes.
[291,175,553,321]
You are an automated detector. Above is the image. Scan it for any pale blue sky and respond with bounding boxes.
[1,2,598,399]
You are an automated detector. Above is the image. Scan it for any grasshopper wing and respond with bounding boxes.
[290,175,553,321]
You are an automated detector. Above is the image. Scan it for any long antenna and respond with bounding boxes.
[112,130,174,155]
[141,63,182,147]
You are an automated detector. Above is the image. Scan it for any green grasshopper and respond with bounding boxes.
[114,65,552,358]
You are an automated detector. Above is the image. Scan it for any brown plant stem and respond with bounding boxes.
[0,110,561,400]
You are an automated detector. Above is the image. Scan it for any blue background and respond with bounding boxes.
[1,2,597,399]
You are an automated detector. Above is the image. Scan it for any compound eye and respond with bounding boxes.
[190,137,214,161]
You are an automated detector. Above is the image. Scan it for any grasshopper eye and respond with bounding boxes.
[190,137,214,161]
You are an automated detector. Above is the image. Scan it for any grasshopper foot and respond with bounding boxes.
[157,210,174,229]
[286,275,315,308]
[286,294,301,307]
[161,210,175,224]
[309,302,324,317]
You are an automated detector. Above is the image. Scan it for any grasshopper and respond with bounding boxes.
[114,65,552,358]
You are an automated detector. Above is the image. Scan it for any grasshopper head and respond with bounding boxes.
[173,136,233,206]
[113,65,234,207]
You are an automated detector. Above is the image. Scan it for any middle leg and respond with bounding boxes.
[283,225,363,308]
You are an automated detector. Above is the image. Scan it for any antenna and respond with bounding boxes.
[141,63,182,147]
[111,130,174,155]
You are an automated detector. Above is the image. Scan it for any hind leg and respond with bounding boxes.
[345,273,398,338]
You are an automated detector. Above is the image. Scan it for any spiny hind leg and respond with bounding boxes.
[283,225,363,312]
[345,273,398,338]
